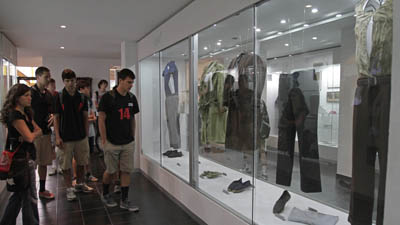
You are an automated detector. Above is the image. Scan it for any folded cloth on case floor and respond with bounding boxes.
[288,207,339,225]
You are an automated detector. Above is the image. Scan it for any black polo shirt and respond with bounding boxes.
[31,85,53,135]
[54,89,88,142]
[98,90,139,145]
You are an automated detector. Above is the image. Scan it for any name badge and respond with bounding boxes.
[128,103,133,107]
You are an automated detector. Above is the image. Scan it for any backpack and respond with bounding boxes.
[59,92,85,112]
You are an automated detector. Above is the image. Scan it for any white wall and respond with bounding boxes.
[137,0,258,60]
[336,26,358,177]
[42,56,120,92]
[384,0,400,224]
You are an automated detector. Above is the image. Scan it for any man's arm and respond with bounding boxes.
[54,114,63,148]
[98,112,107,145]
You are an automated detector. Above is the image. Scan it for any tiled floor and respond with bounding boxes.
[0,152,201,225]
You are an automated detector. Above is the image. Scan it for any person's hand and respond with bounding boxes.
[56,136,64,149]
[47,114,54,127]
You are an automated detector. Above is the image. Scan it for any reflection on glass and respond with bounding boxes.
[160,40,190,182]
[139,54,161,162]
[196,8,255,222]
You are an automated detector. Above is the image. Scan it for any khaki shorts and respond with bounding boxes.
[34,134,54,166]
[59,137,89,170]
[104,141,134,174]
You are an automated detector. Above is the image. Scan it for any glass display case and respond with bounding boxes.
[139,0,393,224]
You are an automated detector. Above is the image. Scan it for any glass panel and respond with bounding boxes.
[254,0,392,225]
[160,39,190,182]
[139,53,161,162]
[195,8,255,222]
[9,63,16,86]
[0,59,5,153]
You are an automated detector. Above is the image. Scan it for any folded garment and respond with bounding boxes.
[288,207,339,225]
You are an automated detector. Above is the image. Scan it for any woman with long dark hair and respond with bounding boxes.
[0,84,42,225]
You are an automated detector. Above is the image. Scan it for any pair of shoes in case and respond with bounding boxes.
[227,178,252,193]
[163,150,183,158]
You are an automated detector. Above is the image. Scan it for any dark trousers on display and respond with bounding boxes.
[349,75,390,225]
[276,73,322,193]
[165,94,181,149]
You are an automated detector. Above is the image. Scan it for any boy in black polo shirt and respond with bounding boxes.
[98,68,139,211]
[31,66,55,200]
[54,69,92,201]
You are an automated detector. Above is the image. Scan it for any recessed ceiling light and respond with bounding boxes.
[280,19,287,24]
[336,14,342,17]
[60,46,65,49]
[60,25,67,29]
[305,4,312,8]
[289,54,293,57]
[284,43,289,47]
[312,36,318,40]
[218,40,222,42]
[256,28,261,32]
[278,32,283,35]
[203,46,208,50]
[213,24,217,27]
[222,49,225,51]
[274,57,278,60]
[304,24,310,27]
[312,8,319,13]
[217,42,221,46]
[236,44,240,47]
[181,53,186,56]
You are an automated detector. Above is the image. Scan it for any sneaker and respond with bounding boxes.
[39,190,55,200]
[86,175,98,183]
[227,178,242,192]
[66,188,76,201]
[48,168,57,176]
[74,183,94,193]
[162,150,176,156]
[120,199,139,212]
[273,190,291,214]
[167,151,183,158]
[101,194,117,207]
[231,180,252,193]
[114,185,121,193]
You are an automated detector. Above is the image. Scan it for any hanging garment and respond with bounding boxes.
[276,70,322,193]
[355,0,392,78]
[350,0,392,224]
[163,61,181,149]
[224,53,267,152]
[199,61,227,145]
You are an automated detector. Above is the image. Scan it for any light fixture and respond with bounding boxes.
[312,8,319,13]
[284,43,289,47]
[336,14,342,17]
[204,46,208,50]
[213,24,217,27]
[304,24,310,27]
[256,28,261,32]
[222,49,225,51]
[217,42,221,46]
[236,44,240,47]
[181,53,186,56]
[289,54,293,57]
[218,40,222,42]
[305,4,312,8]
[280,19,287,24]
[278,32,283,35]
[60,25,67,29]
[312,36,318,40]
[274,57,278,60]
[60,46,65,49]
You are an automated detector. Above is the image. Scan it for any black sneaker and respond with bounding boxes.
[167,151,183,158]
[227,178,242,192]
[231,180,251,193]
[163,150,177,156]
[273,190,291,214]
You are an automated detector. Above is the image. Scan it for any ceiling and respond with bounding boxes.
[154,0,358,61]
[0,0,193,60]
